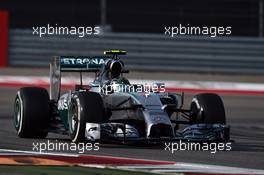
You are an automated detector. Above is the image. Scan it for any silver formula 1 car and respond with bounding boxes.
[14,50,230,143]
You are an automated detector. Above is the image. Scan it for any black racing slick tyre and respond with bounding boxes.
[68,92,106,142]
[190,93,226,124]
[14,87,50,138]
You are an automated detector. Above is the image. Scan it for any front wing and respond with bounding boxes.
[85,123,230,143]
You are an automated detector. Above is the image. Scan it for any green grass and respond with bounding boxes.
[0,165,161,175]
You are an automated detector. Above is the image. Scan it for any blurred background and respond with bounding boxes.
[0,0,264,74]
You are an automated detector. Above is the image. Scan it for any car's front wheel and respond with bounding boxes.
[190,93,226,124]
[68,92,106,142]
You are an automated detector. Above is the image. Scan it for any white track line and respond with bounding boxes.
[1,148,264,174]
[0,148,173,164]
[0,148,78,157]
[119,163,264,175]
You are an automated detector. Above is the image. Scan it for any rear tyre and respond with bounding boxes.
[68,92,106,142]
[14,87,50,138]
[190,93,226,124]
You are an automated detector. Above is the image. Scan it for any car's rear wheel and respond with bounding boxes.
[68,92,106,142]
[190,93,226,124]
[14,87,50,138]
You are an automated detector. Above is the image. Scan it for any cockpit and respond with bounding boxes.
[92,50,131,93]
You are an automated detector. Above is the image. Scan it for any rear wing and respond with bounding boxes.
[60,56,111,72]
[49,56,111,101]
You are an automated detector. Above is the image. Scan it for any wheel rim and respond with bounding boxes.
[14,98,21,130]
[69,102,78,134]
[190,101,203,123]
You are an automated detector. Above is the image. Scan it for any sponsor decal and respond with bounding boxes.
[58,98,68,110]
[61,57,107,66]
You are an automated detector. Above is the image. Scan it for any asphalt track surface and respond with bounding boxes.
[0,86,264,170]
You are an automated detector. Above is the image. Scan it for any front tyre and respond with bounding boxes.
[14,87,50,138]
[190,93,226,124]
[68,92,106,142]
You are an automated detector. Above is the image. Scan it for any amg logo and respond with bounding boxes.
[61,57,106,65]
